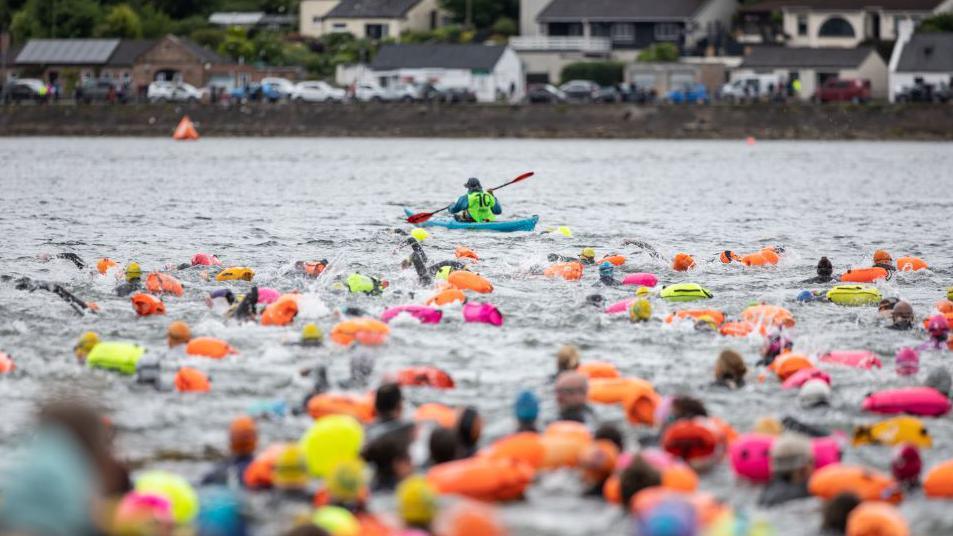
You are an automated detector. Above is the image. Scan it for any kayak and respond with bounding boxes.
[404,209,538,232]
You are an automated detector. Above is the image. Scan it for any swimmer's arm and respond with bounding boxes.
[56,253,86,269]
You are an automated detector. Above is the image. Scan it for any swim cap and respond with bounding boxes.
[411,228,430,242]
[892,301,914,320]
[174,367,210,392]
[672,253,695,272]
[272,444,309,490]
[720,250,735,264]
[166,321,191,348]
[635,286,651,296]
[581,247,596,260]
[126,262,142,282]
[873,250,892,264]
[895,347,919,377]
[514,390,540,422]
[927,314,950,336]
[397,475,437,526]
[891,444,922,483]
[556,226,572,238]
[629,298,652,322]
[327,458,365,503]
[770,433,813,474]
[796,290,814,303]
[301,322,323,344]
[229,416,257,456]
[312,506,359,536]
[74,331,100,360]
[925,367,952,396]
[799,379,831,408]
[638,498,697,536]
[599,262,613,278]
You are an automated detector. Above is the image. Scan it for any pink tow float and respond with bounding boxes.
[863,387,951,417]
[256,287,281,305]
[821,350,882,369]
[605,298,635,314]
[730,433,843,482]
[782,367,832,390]
[462,302,503,326]
[380,305,443,324]
[622,273,658,287]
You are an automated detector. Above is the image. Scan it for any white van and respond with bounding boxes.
[720,74,784,102]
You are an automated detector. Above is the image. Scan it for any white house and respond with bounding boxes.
[365,44,524,102]
[889,20,953,101]
[734,46,888,99]
[300,0,448,39]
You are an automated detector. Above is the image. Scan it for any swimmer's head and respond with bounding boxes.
[125,262,142,282]
[74,331,100,361]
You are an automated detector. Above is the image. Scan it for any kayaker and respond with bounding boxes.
[449,178,502,223]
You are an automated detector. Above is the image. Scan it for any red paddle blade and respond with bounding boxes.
[406,212,434,224]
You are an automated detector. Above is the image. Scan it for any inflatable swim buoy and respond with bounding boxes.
[862,387,951,417]
[256,287,280,305]
[740,252,769,267]
[741,304,795,328]
[191,253,221,266]
[812,436,842,469]
[261,294,299,326]
[462,302,503,326]
[330,318,390,346]
[660,283,712,302]
[577,361,620,379]
[720,321,755,337]
[414,403,458,428]
[396,367,455,389]
[131,293,166,317]
[781,367,831,389]
[896,256,928,272]
[174,367,210,392]
[760,247,780,265]
[455,246,479,260]
[840,267,889,283]
[772,353,813,381]
[427,457,534,501]
[665,309,725,327]
[243,444,283,489]
[306,393,375,423]
[381,305,443,324]
[820,350,882,369]
[185,337,236,359]
[827,285,882,306]
[448,271,493,293]
[588,377,653,405]
[630,488,727,526]
[481,432,545,470]
[0,352,16,374]
[672,253,696,272]
[541,421,593,469]
[87,341,144,375]
[300,415,363,478]
[852,416,932,448]
[604,298,635,315]
[808,464,901,503]
[622,273,658,287]
[924,459,953,497]
[661,418,726,471]
[145,273,184,297]
[216,267,255,282]
[846,502,909,536]
[427,288,466,306]
[599,255,626,266]
[97,258,118,274]
[730,433,775,482]
[544,262,583,281]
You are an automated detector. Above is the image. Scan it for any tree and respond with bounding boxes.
[560,61,624,85]
[637,43,679,62]
[139,4,173,38]
[919,13,953,33]
[191,28,226,49]
[253,30,285,64]
[96,4,143,38]
[491,16,517,37]
[218,26,255,61]
[10,0,102,41]
[439,0,517,30]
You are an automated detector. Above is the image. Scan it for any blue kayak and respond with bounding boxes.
[404,209,538,232]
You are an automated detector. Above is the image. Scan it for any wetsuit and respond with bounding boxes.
[201,455,254,488]
[758,478,809,507]
[622,239,663,260]
[54,252,86,269]
[558,405,598,428]
[801,274,833,284]
[3,275,94,314]
[115,280,141,297]
[228,287,259,322]
[874,262,897,273]
[406,238,465,285]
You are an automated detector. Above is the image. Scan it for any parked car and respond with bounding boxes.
[594,85,621,103]
[353,83,388,102]
[292,80,346,102]
[148,81,204,102]
[559,80,600,102]
[384,83,420,102]
[617,83,656,104]
[814,78,870,103]
[261,77,296,100]
[1,78,46,103]
[895,80,952,103]
[229,83,281,103]
[437,86,477,103]
[667,83,710,104]
[526,84,566,104]
[76,79,128,103]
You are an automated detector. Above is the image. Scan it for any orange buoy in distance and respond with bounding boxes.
[173,116,199,141]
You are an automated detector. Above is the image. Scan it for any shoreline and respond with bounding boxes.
[2,102,952,140]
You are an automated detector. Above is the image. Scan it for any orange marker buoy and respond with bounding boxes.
[544,261,584,281]
[808,464,901,503]
[173,115,199,141]
[174,367,210,392]
[0,352,15,374]
[577,361,620,379]
[427,287,467,306]
[97,258,117,274]
[448,271,493,293]
[185,337,236,359]
[306,392,375,423]
[455,246,479,261]
[482,432,545,469]
[672,253,696,272]
[896,256,928,272]
[145,273,184,297]
[427,457,535,501]
[330,318,390,346]
[130,293,166,317]
[261,294,299,326]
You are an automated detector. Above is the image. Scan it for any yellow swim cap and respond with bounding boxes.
[74,331,100,360]
[411,228,430,242]
[629,298,652,322]
[125,262,142,282]
[635,286,651,297]
[312,506,359,536]
[272,444,309,490]
[327,458,366,503]
[947,287,953,301]
[581,247,596,260]
[397,475,437,526]
[301,323,323,343]
[436,265,452,280]
[556,226,572,238]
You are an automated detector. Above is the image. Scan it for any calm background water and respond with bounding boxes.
[2,137,953,534]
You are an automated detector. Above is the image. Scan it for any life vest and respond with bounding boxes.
[467,191,496,222]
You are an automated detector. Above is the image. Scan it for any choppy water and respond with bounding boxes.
[2,137,953,535]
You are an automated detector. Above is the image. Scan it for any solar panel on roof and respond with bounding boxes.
[15,39,120,65]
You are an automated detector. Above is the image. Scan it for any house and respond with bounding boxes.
[734,45,888,99]
[364,44,524,102]
[889,20,953,100]
[299,0,448,39]
[738,0,953,47]
[9,36,301,95]
[512,0,737,83]
[627,57,737,95]
[209,12,296,30]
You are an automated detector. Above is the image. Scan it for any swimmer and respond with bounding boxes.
[758,433,813,507]
[555,345,581,377]
[428,427,460,465]
[36,252,86,270]
[455,406,483,457]
[344,273,388,295]
[201,416,257,488]
[292,259,328,278]
[449,178,502,223]
[400,238,465,285]
[226,287,259,322]
[622,239,663,260]
[887,301,914,330]
[114,262,142,297]
[514,390,540,433]
[758,332,792,367]
[596,262,621,286]
[2,275,97,315]
[802,257,834,284]
[548,247,597,265]
[713,349,747,389]
[555,371,596,428]
[873,250,896,272]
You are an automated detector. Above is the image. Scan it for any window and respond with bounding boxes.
[611,23,635,43]
[818,16,855,37]
[365,23,388,39]
[590,22,611,38]
[654,23,680,41]
[430,10,437,30]
[313,15,321,24]
[797,15,807,36]
[332,22,347,31]
[547,22,583,36]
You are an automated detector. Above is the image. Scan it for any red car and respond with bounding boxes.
[815,78,871,103]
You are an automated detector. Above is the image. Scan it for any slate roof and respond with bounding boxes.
[107,39,158,66]
[370,44,506,70]
[326,0,423,19]
[16,39,119,65]
[740,0,945,12]
[172,36,226,64]
[740,45,874,68]
[537,0,707,21]
[896,33,953,72]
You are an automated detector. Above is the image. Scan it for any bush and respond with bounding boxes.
[491,16,517,36]
[637,43,679,62]
[919,13,953,33]
[560,61,624,86]
[96,4,143,38]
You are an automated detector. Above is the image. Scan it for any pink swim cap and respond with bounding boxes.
[895,347,919,376]
[928,314,950,336]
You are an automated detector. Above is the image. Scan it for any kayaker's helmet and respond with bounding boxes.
[464,177,482,191]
